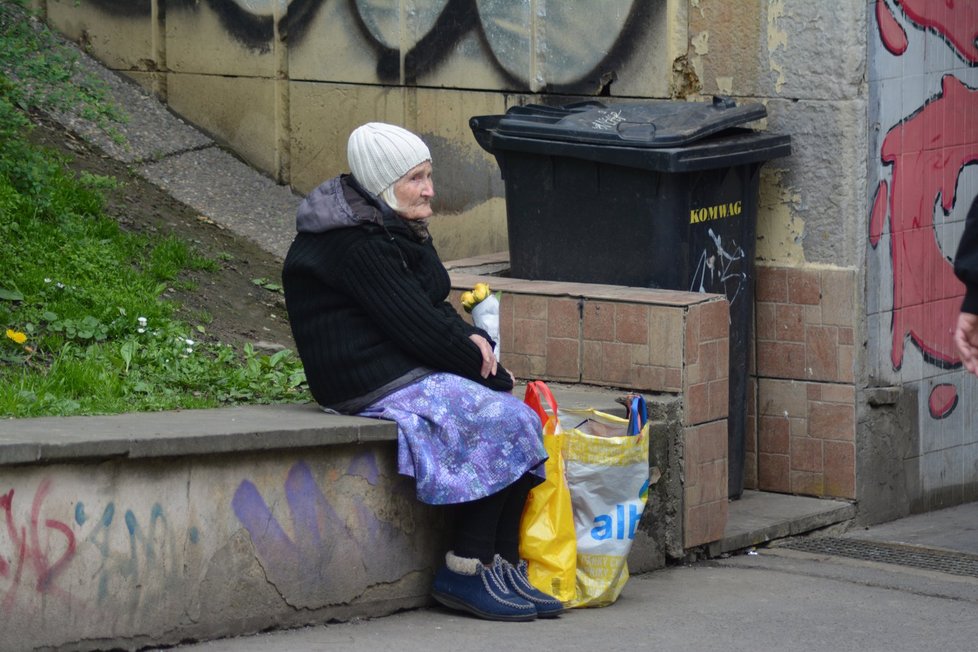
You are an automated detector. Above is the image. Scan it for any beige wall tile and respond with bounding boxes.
[757,341,806,378]
[759,415,790,454]
[758,453,790,493]
[513,318,548,357]
[708,379,729,422]
[775,304,805,341]
[583,301,615,342]
[758,378,808,416]
[787,268,822,305]
[756,266,788,303]
[808,402,855,441]
[545,339,580,380]
[790,437,823,472]
[805,325,839,381]
[616,303,649,345]
[514,294,549,321]
[820,269,855,327]
[823,440,856,499]
[790,470,825,496]
[547,298,579,338]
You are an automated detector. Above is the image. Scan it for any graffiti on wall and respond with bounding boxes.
[690,228,748,314]
[0,477,194,616]
[75,498,187,607]
[869,0,978,420]
[88,0,651,92]
[232,454,422,608]
[1,451,423,621]
[0,480,76,611]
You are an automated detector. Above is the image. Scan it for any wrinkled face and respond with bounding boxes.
[392,161,434,220]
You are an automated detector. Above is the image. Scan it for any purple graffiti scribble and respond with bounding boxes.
[232,456,417,608]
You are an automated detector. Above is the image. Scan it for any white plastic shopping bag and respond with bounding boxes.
[559,396,650,608]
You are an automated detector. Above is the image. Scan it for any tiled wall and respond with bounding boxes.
[865,0,978,513]
[749,264,857,499]
[450,270,730,549]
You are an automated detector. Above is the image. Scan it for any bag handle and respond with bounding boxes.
[627,395,648,436]
[524,380,559,426]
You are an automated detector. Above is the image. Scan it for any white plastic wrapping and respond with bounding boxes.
[471,293,500,360]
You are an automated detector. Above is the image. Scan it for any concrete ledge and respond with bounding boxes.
[0,385,639,468]
[709,490,857,556]
[0,404,397,466]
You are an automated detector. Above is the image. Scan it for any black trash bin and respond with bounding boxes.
[470,97,791,499]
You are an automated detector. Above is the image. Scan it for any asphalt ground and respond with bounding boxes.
[171,501,978,652]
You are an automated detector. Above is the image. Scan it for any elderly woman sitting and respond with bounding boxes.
[282,122,562,622]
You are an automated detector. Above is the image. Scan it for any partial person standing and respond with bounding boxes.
[954,196,978,376]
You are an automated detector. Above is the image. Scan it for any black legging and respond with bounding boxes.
[451,473,537,564]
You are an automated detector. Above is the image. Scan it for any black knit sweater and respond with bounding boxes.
[282,175,512,410]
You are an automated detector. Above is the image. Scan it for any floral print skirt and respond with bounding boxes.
[357,372,546,505]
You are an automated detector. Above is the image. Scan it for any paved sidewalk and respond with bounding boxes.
[171,501,978,652]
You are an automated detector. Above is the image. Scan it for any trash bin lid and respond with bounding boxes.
[491,96,767,148]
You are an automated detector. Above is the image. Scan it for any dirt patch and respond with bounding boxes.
[27,113,296,353]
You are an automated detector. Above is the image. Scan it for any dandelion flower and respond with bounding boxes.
[5,329,27,345]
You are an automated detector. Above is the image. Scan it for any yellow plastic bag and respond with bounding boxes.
[518,381,577,603]
[560,396,650,608]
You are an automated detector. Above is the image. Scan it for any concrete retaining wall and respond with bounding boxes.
[1,395,686,650]
[0,406,444,649]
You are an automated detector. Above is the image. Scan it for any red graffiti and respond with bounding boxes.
[870,75,978,369]
[928,383,959,419]
[898,0,978,64]
[1,479,77,611]
[877,0,908,55]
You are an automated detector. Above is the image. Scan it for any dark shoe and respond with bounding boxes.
[432,551,537,622]
[492,555,565,618]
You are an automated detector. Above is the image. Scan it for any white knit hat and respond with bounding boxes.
[347,122,431,197]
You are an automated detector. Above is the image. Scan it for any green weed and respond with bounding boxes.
[0,2,309,417]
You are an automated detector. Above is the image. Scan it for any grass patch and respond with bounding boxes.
[0,1,307,417]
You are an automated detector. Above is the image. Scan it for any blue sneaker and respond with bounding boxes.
[432,552,537,622]
[492,556,565,618]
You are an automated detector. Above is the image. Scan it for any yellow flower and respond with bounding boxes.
[472,282,491,302]
[6,329,27,345]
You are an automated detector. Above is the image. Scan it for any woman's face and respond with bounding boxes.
[392,161,434,220]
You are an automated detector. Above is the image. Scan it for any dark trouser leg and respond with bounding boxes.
[452,473,536,564]
[493,473,535,564]
[452,486,509,564]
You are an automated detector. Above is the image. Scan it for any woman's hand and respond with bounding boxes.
[468,333,498,378]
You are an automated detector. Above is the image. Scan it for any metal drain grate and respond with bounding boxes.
[779,537,978,579]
